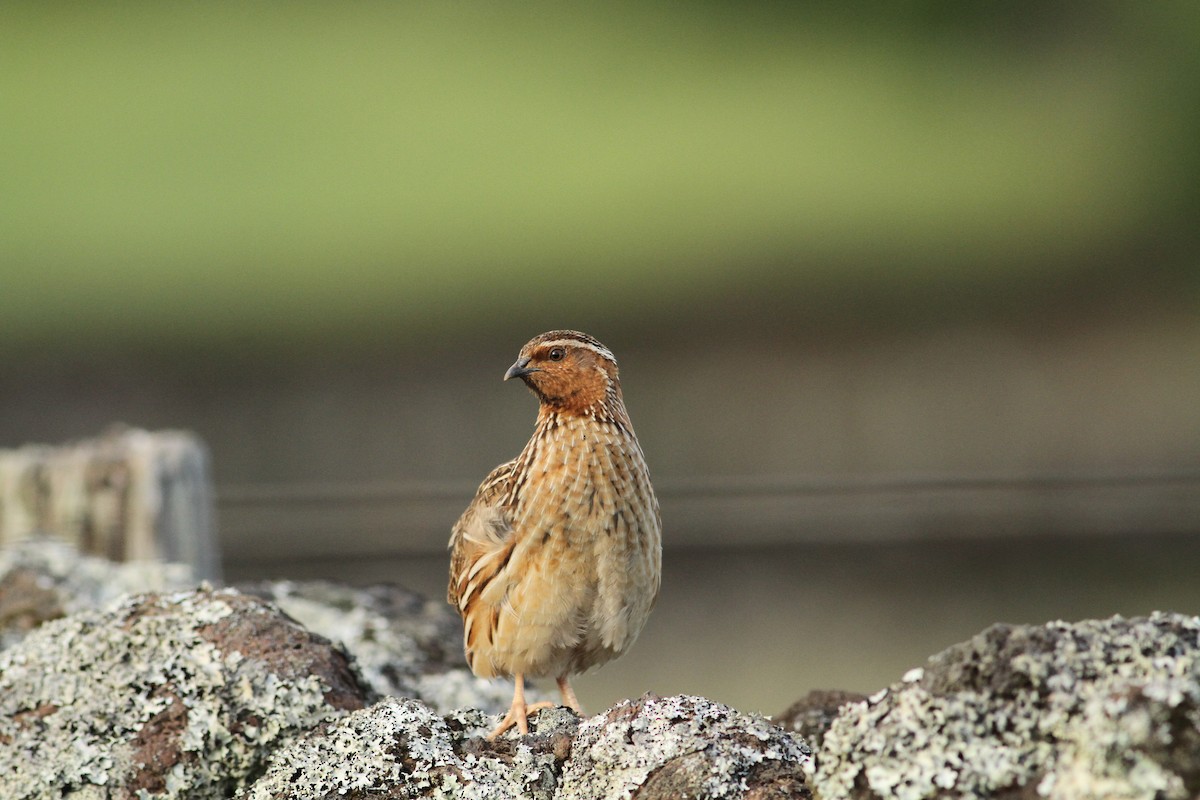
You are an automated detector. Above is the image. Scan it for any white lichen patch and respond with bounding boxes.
[558,693,813,798]
[816,612,1200,800]
[242,696,570,800]
[0,588,349,800]
[0,537,196,649]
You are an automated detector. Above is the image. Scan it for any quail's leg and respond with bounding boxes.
[557,675,584,714]
[488,674,531,739]
[488,674,558,740]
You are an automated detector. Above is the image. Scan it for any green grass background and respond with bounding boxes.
[2,4,1197,352]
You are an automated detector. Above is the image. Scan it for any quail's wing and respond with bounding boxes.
[447,460,518,610]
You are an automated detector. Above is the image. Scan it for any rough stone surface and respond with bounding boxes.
[0,542,523,717]
[12,540,1198,800]
[244,693,810,800]
[560,693,813,799]
[0,537,195,649]
[0,586,369,800]
[243,696,579,800]
[238,579,540,714]
[813,612,1200,800]
[774,690,868,753]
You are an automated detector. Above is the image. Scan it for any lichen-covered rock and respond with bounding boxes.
[0,537,195,650]
[814,612,1200,800]
[242,696,579,800]
[0,587,369,800]
[245,693,811,800]
[237,579,539,715]
[774,690,868,753]
[559,693,813,799]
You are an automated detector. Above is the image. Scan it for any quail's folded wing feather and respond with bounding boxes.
[447,460,517,610]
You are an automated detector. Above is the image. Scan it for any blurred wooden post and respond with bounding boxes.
[0,427,219,580]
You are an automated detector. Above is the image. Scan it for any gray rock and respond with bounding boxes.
[773,690,868,753]
[0,586,369,800]
[237,579,541,715]
[0,537,196,650]
[242,696,578,800]
[814,612,1200,800]
[244,693,811,800]
[0,538,540,719]
[559,693,813,799]
[24,539,1200,799]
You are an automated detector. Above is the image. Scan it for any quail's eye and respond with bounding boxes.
[548,348,566,361]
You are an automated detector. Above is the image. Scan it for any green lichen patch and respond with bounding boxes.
[814,612,1200,800]
[0,587,368,800]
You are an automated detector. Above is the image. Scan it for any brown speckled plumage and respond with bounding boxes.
[448,330,661,739]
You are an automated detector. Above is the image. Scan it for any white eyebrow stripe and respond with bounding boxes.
[540,337,616,363]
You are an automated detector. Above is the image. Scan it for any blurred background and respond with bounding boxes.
[2,3,1198,716]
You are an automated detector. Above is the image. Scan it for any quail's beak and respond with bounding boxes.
[504,356,539,381]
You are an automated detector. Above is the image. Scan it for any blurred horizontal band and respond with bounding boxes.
[217,472,1200,566]
[217,472,1200,504]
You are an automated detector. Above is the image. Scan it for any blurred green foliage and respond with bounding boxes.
[1,3,1196,352]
